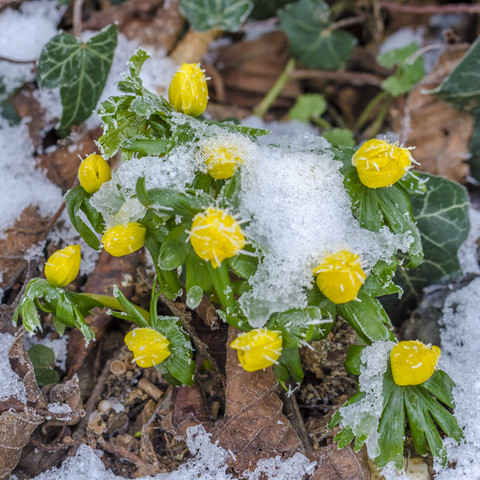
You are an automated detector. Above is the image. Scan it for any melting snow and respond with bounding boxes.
[0,333,27,403]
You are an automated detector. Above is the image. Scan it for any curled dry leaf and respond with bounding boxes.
[392,44,472,183]
[211,326,303,473]
[0,330,84,480]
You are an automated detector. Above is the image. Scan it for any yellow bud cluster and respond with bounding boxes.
[390,340,441,386]
[190,207,245,268]
[78,154,111,194]
[313,249,366,304]
[202,138,244,180]
[124,327,171,368]
[352,139,413,189]
[102,222,146,257]
[168,63,208,117]
[230,328,283,372]
[44,245,81,287]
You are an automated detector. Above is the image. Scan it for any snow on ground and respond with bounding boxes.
[30,425,316,480]
[0,332,27,403]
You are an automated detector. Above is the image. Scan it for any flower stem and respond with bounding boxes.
[253,58,296,118]
[82,293,150,322]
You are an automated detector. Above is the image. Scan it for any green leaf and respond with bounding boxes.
[186,249,213,293]
[430,36,480,115]
[28,344,55,368]
[337,291,394,344]
[186,285,203,309]
[124,137,168,156]
[227,253,258,279]
[112,286,149,328]
[344,345,365,376]
[180,0,253,32]
[278,0,356,70]
[288,93,327,123]
[205,120,270,139]
[154,317,195,386]
[323,128,355,147]
[34,367,60,387]
[382,173,470,319]
[469,116,480,182]
[378,43,425,97]
[137,177,209,218]
[158,224,190,270]
[36,24,118,135]
[250,0,294,20]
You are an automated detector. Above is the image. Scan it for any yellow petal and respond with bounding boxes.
[168,63,208,117]
[78,154,111,194]
[313,249,366,304]
[190,207,245,268]
[390,340,441,386]
[125,328,171,368]
[102,222,146,257]
[230,328,283,372]
[352,139,413,188]
[44,245,81,287]
[202,138,244,180]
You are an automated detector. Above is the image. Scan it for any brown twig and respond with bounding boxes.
[380,1,480,15]
[72,0,84,37]
[290,69,385,87]
[0,56,36,64]
[326,14,367,32]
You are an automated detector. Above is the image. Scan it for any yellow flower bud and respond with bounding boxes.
[352,139,413,188]
[168,63,208,117]
[44,245,81,287]
[390,340,441,386]
[78,154,111,194]
[190,207,245,268]
[313,249,366,304]
[230,328,283,372]
[124,327,171,368]
[102,222,146,257]
[202,138,244,180]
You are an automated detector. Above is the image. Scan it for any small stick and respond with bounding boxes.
[380,1,480,15]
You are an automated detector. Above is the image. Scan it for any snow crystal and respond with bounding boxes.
[48,402,72,414]
[378,27,425,56]
[458,206,480,275]
[90,147,198,223]
[433,277,480,479]
[237,139,401,326]
[340,341,395,458]
[0,118,63,235]
[0,0,62,94]
[0,333,27,403]
[31,424,316,479]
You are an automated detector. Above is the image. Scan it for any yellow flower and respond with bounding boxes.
[202,138,244,180]
[313,249,366,304]
[390,340,441,386]
[168,63,208,117]
[44,245,81,287]
[78,154,111,194]
[190,207,245,268]
[230,328,283,372]
[352,139,414,188]
[102,222,146,257]
[124,327,171,368]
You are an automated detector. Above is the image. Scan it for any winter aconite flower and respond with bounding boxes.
[390,340,441,386]
[124,327,171,368]
[202,137,244,180]
[78,154,111,194]
[44,245,81,287]
[168,63,208,117]
[313,250,366,304]
[230,328,283,372]
[190,207,245,268]
[102,222,146,257]
[352,139,414,188]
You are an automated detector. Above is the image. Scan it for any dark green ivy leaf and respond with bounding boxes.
[37,24,118,136]
[278,0,356,70]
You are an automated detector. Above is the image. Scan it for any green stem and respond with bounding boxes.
[355,91,389,131]
[363,98,391,139]
[82,293,150,322]
[254,58,296,118]
[313,117,332,130]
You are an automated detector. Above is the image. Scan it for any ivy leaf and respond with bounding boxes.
[382,173,470,320]
[288,93,327,123]
[250,0,295,20]
[37,24,118,136]
[179,0,253,32]
[378,43,425,97]
[278,0,356,70]
[430,36,480,115]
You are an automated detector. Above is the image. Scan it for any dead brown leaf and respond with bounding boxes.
[211,326,303,473]
[392,44,473,183]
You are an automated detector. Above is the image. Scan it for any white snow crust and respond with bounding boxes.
[0,332,27,403]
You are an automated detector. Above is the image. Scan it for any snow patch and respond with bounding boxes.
[0,333,27,403]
